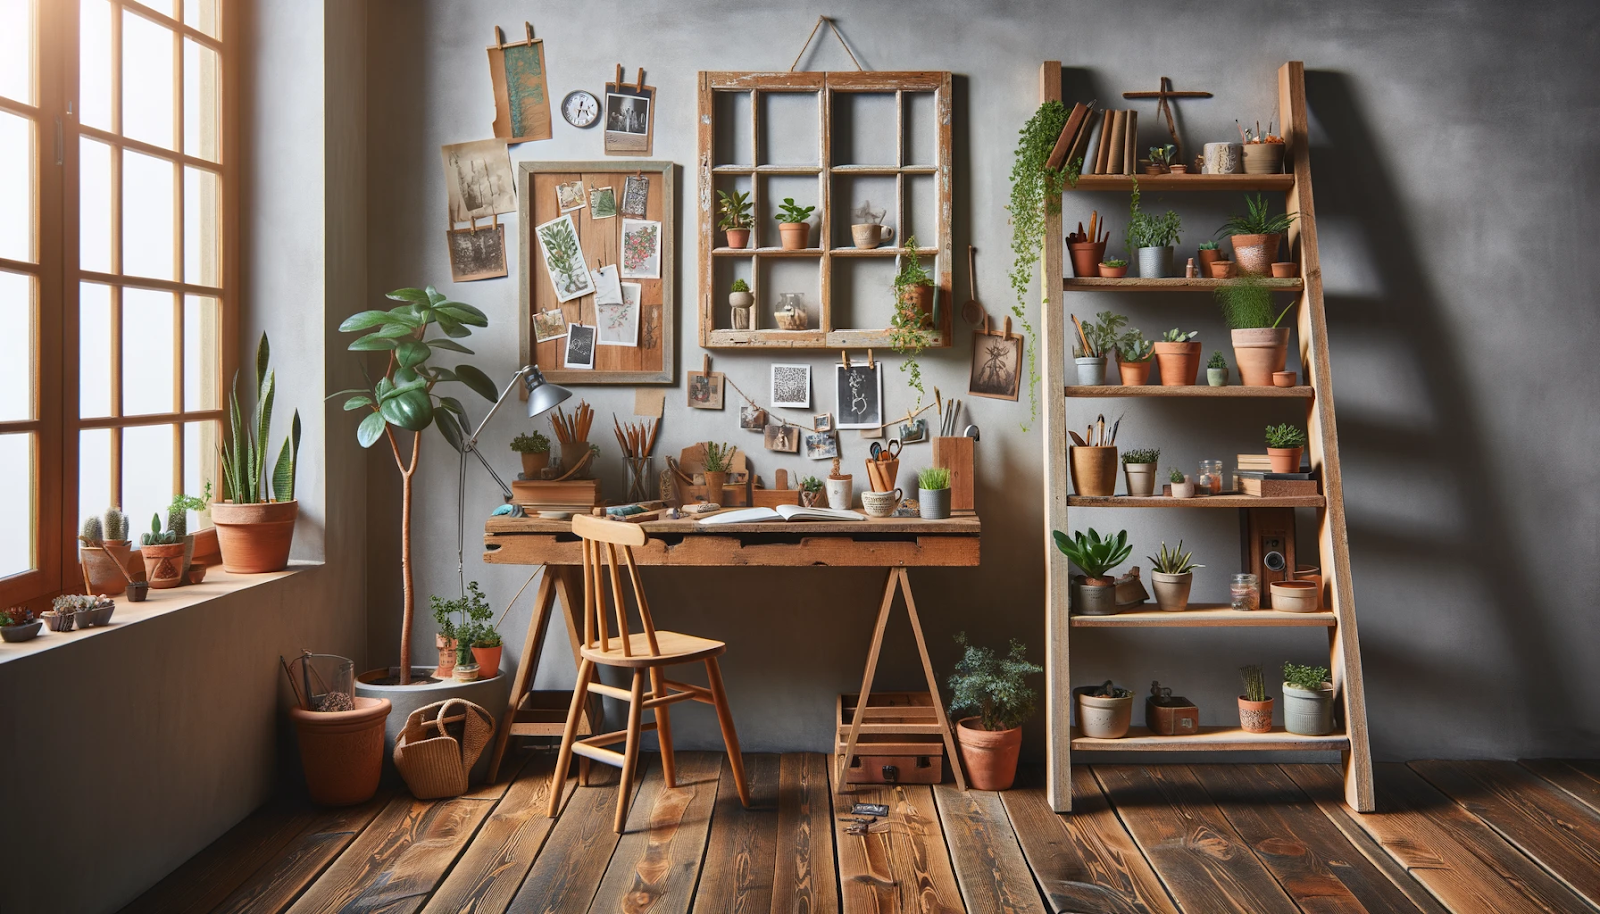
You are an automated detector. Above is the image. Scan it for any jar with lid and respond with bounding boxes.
[1230,573,1260,611]
[1197,459,1224,495]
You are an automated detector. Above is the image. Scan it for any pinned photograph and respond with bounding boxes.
[620,218,662,279]
[687,369,725,410]
[564,323,597,369]
[970,328,1023,400]
[534,214,594,302]
[763,423,800,453]
[739,405,767,430]
[898,418,928,444]
[804,432,839,460]
[770,363,811,409]
[834,363,883,429]
[555,180,586,213]
[621,174,649,217]
[532,308,568,343]
[606,92,650,136]
[589,185,617,219]
[445,224,507,282]
[440,139,516,222]
[598,281,640,347]
[813,413,834,433]
[590,264,623,305]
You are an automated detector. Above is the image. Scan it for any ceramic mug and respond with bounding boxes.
[851,223,894,249]
[1202,142,1242,175]
[825,475,853,510]
[860,488,903,517]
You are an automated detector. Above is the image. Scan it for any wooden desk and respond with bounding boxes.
[482,512,981,789]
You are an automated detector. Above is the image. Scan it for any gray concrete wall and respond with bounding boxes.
[359,0,1599,764]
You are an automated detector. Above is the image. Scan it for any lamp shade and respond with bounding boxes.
[524,367,572,418]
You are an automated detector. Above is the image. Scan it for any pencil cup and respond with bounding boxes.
[1069,446,1118,497]
[624,457,654,503]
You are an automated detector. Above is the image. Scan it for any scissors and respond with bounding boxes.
[870,439,903,461]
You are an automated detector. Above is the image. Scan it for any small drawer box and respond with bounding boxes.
[1146,694,1200,736]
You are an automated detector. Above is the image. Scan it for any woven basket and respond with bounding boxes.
[392,698,495,799]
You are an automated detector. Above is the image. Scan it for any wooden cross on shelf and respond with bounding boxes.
[1123,77,1212,168]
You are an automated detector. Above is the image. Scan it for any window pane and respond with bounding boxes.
[139,0,177,19]
[122,9,175,149]
[183,294,217,409]
[122,287,175,415]
[183,419,218,527]
[184,0,220,39]
[183,39,220,162]
[0,110,33,263]
[80,282,112,417]
[80,0,113,131]
[0,0,32,105]
[122,150,175,279]
[0,433,32,577]
[122,423,175,534]
[183,167,219,284]
[0,271,32,421]
[79,428,112,525]
[80,137,113,273]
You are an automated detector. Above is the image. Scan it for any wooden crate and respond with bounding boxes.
[835,691,947,785]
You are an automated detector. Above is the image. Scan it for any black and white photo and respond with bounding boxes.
[834,363,883,429]
[440,139,516,222]
[763,423,800,453]
[563,323,597,369]
[804,432,839,460]
[605,92,650,135]
[445,224,507,282]
[739,405,767,430]
[770,363,811,408]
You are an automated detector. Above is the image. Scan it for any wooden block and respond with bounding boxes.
[751,487,801,508]
[931,436,974,511]
[1239,475,1320,497]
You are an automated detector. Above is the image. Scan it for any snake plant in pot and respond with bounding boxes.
[947,632,1042,790]
[1053,527,1131,616]
[213,334,301,574]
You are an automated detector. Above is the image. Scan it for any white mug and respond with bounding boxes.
[851,223,894,249]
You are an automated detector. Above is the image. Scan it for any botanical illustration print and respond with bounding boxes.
[501,42,551,141]
[590,185,617,219]
[621,174,649,217]
[969,331,1021,400]
[770,364,811,408]
[620,218,662,279]
[535,214,594,303]
[598,282,640,347]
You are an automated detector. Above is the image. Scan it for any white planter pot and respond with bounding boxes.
[355,668,511,782]
[1123,463,1156,497]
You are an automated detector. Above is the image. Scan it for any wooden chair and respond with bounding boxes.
[548,514,751,832]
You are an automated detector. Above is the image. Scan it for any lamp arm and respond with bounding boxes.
[464,365,534,451]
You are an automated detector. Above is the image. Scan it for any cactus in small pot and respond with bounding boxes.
[102,507,128,542]
[79,515,103,545]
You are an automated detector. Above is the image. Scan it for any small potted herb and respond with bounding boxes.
[472,622,504,677]
[1148,540,1203,611]
[716,189,753,249]
[917,467,951,519]
[1265,423,1307,473]
[947,633,1043,790]
[1207,351,1229,386]
[798,475,824,508]
[1238,664,1274,733]
[1126,180,1182,278]
[773,198,815,251]
[1116,333,1155,386]
[431,582,495,682]
[1098,257,1128,279]
[1153,328,1201,385]
[1071,310,1127,387]
[1053,527,1130,616]
[1282,662,1335,735]
[1,606,40,643]
[728,278,754,330]
[1216,273,1294,387]
[1121,447,1160,497]
[1074,680,1133,739]
[702,441,737,500]
[1197,240,1223,277]
[510,430,552,478]
[1168,467,1195,499]
[1218,193,1296,275]
[1144,143,1176,175]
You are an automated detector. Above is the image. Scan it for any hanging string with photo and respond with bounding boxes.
[718,353,937,435]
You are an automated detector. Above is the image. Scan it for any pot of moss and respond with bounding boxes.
[947,633,1042,790]
[774,198,815,251]
[1265,423,1307,473]
[717,189,752,249]
[917,466,951,520]
[1218,193,1296,276]
[1074,681,1134,739]
[1238,665,1274,733]
[1148,540,1203,612]
[1054,528,1130,616]
[1121,448,1159,497]
[1282,662,1336,735]
[510,430,551,478]
[1127,180,1181,278]
[1098,258,1128,279]
[1207,351,1229,386]
[727,279,754,330]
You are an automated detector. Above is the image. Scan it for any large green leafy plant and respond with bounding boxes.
[221,334,302,507]
[1007,100,1073,431]
[947,632,1043,731]
[1052,527,1131,584]
[333,285,497,684]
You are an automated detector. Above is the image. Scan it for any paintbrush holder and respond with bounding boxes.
[624,457,655,503]
[865,458,900,493]
[1069,446,1118,497]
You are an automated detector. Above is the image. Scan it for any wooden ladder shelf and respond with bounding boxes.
[1038,60,1374,812]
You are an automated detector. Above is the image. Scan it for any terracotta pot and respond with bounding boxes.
[211,500,298,573]
[1117,359,1152,386]
[1143,164,1165,175]
[1123,463,1157,497]
[1151,571,1193,611]
[1169,165,1189,174]
[190,527,220,567]
[1268,447,1303,474]
[1242,142,1285,175]
[1069,446,1117,497]
[1269,580,1320,613]
[1229,234,1280,276]
[777,222,809,251]
[1230,327,1289,387]
[1272,371,1297,387]
[1207,260,1236,279]
[290,696,391,806]
[1098,263,1128,278]
[141,543,187,589]
[1152,341,1201,386]
[1238,696,1274,733]
[104,540,146,582]
[1270,261,1297,278]
[186,564,208,584]
[724,228,750,249]
[435,634,457,678]
[1074,688,1133,739]
[1068,241,1106,278]
[1197,248,1223,276]
[898,283,934,329]
[520,452,549,477]
[702,470,728,502]
[955,718,1023,790]
[472,644,503,676]
[80,546,130,595]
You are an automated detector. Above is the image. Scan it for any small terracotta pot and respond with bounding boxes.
[189,527,220,568]
[1123,463,1157,498]
[1068,241,1107,278]
[472,644,503,676]
[1269,580,1320,613]
[80,546,130,595]
[702,470,728,502]
[1197,248,1223,276]
[1117,359,1152,386]
[1270,261,1297,278]
[1231,327,1290,387]
[290,696,391,806]
[1229,234,1281,275]
[520,451,550,477]
[777,222,809,251]
[1272,371,1297,387]
[1268,447,1303,474]
[1074,688,1133,739]
[1152,341,1201,386]
[1069,446,1117,497]
[141,543,188,589]
[211,500,298,573]
[1098,263,1128,278]
[898,283,934,329]
[1238,696,1274,733]
[1169,164,1189,174]
[186,564,208,584]
[1143,164,1165,175]
[955,718,1023,790]
[724,228,751,249]
[435,634,457,678]
[1208,260,1236,279]
[1242,142,1285,175]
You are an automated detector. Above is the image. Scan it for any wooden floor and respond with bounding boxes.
[122,754,1600,914]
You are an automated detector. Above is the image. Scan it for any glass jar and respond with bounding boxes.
[624,456,655,503]
[1230,573,1260,611]
[1198,459,1224,495]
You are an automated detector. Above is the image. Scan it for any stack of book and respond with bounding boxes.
[1237,454,1274,472]
[1047,102,1140,176]
[510,477,603,514]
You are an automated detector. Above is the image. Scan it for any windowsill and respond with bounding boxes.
[0,562,320,666]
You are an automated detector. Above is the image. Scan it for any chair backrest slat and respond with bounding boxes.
[574,517,660,659]
[606,543,633,657]
[622,547,662,655]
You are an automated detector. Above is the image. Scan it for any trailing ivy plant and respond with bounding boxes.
[1006,101,1072,431]
[888,235,933,406]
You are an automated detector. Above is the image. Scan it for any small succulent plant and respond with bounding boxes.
[141,513,182,547]
[1265,423,1308,449]
[1160,327,1199,343]
[1148,540,1203,575]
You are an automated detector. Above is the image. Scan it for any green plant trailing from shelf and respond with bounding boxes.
[1283,662,1330,691]
[1006,100,1072,432]
[1160,327,1199,343]
[509,431,550,454]
[917,466,951,491]
[140,512,181,546]
[1168,467,1186,483]
[1218,193,1297,237]
[1117,331,1154,363]
[1073,310,1128,359]
[716,189,752,231]
[1125,177,1182,250]
[702,441,736,473]
[1121,447,1160,466]
[221,333,302,507]
[1051,528,1131,583]
[1265,423,1308,449]
[1208,351,1228,370]
[1148,540,1203,575]
[889,235,934,406]
[798,475,824,494]
[1240,664,1268,702]
[729,278,749,293]
[947,632,1043,732]
[773,198,815,223]
[1215,273,1294,329]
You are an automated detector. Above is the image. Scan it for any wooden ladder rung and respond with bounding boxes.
[571,742,628,766]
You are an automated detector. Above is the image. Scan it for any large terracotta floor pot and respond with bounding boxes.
[955,718,1023,790]
[290,696,391,806]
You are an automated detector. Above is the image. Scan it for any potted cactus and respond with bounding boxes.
[1152,327,1201,385]
[1121,448,1159,497]
[1074,680,1134,739]
[1168,467,1195,499]
[140,513,187,589]
[1282,662,1336,735]
[716,189,753,249]
[1238,664,1274,733]
[947,632,1042,790]
[510,431,551,478]
[728,278,754,330]
[1218,193,1295,275]
[1207,351,1229,386]
[78,508,134,595]
[213,333,301,574]
[1148,540,1203,611]
[774,198,815,250]
[1265,423,1307,473]
[1053,527,1131,616]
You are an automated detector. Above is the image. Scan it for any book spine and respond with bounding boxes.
[1123,110,1138,175]
[1105,111,1126,177]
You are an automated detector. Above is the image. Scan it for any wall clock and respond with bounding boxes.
[561,90,600,128]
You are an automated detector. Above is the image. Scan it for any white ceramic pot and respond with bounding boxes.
[1169,476,1195,498]
[355,668,510,782]
[825,476,853,510]
[1123,463,1156,497]
[1074,688,1133,739]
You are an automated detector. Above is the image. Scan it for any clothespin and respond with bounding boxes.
[839,350,851,369]
[635,68,646,93]
[866,349,874,368]
[494,25,506,48]
[524,21,535,43]
[614,64,623,87]
[1003,315,1013,338]
[702,353,711,375]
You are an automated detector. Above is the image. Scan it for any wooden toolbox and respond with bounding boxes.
[835,691,946,785]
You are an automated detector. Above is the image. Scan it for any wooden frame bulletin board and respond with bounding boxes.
[519,160,675,385]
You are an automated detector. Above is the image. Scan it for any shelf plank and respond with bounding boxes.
[1071,604,1335,627]
[711,164,822,175]
[828,328,951,349]
[1068,494,1325,508]
[831,164,938,174]
[1071,726,1349,751]
[829,246,938,257]
[711,246,822,257]
[1063,277,1302,292]
[1066,384,1312,398]
[705,328,827,348]
[1067,174,1296,191]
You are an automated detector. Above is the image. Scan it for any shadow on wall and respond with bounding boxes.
[1305,70,1578,755]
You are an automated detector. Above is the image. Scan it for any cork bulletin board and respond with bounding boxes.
[518,160,675,385]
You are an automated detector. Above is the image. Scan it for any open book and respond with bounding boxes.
[696,505,865,525]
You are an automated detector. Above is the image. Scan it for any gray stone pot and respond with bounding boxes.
[1207,367,1228,386]
[1137,245,1174,278]
[1074,356,1107,386]
[356,668,511,783]
[1151,571,1193,612]
[1282,681,1336,735]
[1074,688,1133,739]
[919,487,950,519]
[1070,577,1119,615]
